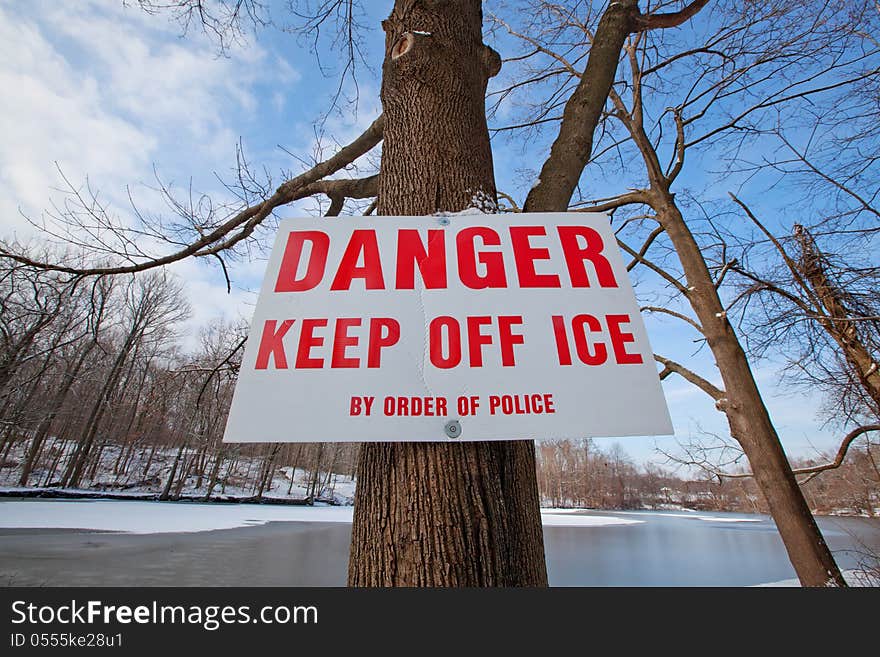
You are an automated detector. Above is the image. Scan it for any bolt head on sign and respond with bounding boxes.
[223,212,673,443]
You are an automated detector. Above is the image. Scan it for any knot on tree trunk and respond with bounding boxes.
[391,32,416,60]
[714,397,738,412]
[482,45,501,77]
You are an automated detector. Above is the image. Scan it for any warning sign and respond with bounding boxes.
[223,213,673,442]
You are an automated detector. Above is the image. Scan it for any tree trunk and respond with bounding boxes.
[142,442,158,478]
[348,0,547,587]
[306,443,323,501]
[287,444,304,496]
[63,332,137,487]
[41,437,67,487]
[524,0,638,213]
[203,447,226,501]
[658,193,846,587]
[794,224,880,416]
[256,444,281,500]
[160,438,187,501]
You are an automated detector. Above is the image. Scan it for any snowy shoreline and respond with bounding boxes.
[0,486,316,505]
[0,498,646,534]
[2,487,873,518]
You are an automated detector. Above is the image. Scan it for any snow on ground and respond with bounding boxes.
[610,510,763,523]
[0,440,357,506]
[755,570,879,587]
[539,511,643,527]
[0,500,643,534]
[539,508,762,523]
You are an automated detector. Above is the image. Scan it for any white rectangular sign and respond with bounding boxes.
[223,212,673,442]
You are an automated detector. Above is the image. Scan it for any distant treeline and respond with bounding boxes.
[0,266,876,515]
[535,439,880,516]
[0,267,358,501]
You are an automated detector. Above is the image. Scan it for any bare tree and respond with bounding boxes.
[17,277,114,485]
[61,272,190,488]
[487,0,880,585]
[731,206,880,407]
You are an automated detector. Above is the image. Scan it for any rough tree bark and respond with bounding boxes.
[348,0,547,587]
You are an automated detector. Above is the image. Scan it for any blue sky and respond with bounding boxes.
[0,0,858,469]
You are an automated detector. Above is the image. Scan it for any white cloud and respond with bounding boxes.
[0,10,151,234]
[0,0,296,238]
[42,3,258,135]
[0,0,301,346]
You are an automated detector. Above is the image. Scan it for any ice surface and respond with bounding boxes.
[0,500,353,534]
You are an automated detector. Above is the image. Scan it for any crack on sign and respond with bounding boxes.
[415,247,435,400]
[417,219,474,436]
[417,282,434,397]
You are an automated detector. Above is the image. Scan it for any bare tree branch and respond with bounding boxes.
[654,353,724,400]
[794,425,880,481]
[634,0,710,32]
[571,189,649,212]
[617,237,689,294]
[626,224,665,271]
[0,115,385,278]
[642,306,703,333]
[682,425,880,482]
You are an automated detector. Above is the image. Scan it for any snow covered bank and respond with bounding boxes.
[755,570,878,587]
[539,511,643,527]
[0,500,643,534]
[0,440,357,506]
[0,486,313,505]
[610,510,763,523]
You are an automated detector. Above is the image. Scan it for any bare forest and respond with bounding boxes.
[0,269,357,503]
[0,264,874,516]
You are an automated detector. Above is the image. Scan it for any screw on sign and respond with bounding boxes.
[444,420,462,439]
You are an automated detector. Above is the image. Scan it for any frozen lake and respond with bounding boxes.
[1,499,877,586]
